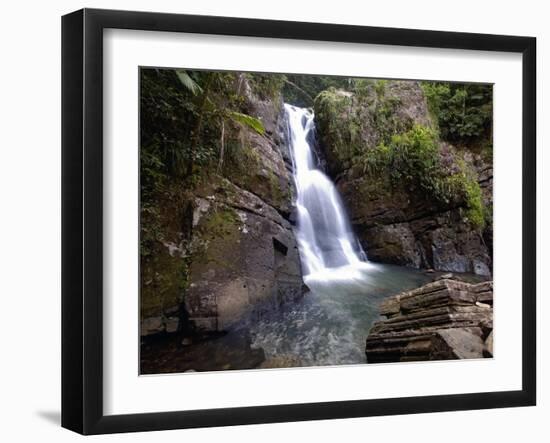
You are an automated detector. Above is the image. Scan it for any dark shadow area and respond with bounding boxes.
[36,410,61,426]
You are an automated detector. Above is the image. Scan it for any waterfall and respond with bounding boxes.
[285,104,370,285]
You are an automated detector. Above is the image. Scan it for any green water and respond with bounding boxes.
[236,263,433,367]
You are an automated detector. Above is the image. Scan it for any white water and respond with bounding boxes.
[284,104,373,289]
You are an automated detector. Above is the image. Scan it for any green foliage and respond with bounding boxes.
[463,177,485,229]
[362,125,441,197]
[374,79,388,97]
[314,88,357,167]
[370,83,404,146]
[139,68,288,319]
[140,68,278,197]
[314,82,405,172]
[176,70,203,95]
[357,124,485,229]
[283,74,351,107]
[421,81,493,143]
[246,73,286,100]
[227,111,265,135]
[314,78,489,230]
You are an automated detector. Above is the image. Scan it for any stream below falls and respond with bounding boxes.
[140,264,439,373]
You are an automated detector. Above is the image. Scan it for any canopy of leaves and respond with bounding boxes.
[421,82,493,144]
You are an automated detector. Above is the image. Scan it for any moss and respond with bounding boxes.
[374,79,388,97]
[140,244,189,320]
[314,88,357,167]
[140,177,195,322]
[314,83,408,175]
[463,177,485,229]
[267,169,288,208]
[190,205,243,279]
[444,157,486,229]
[353,124,485,229]
[198,207,240,239]
[222,141,289,210]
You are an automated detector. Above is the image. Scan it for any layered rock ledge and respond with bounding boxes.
[366,278,493,363]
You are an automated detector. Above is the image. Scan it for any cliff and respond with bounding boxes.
[140,71,303,337]
[314,80,493,275]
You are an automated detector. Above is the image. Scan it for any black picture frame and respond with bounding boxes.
[62,8,537,435]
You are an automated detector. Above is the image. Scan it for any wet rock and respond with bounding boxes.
[366,279,493,363]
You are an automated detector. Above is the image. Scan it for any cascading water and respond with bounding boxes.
[284,104,370,288]
[185,104,434,369]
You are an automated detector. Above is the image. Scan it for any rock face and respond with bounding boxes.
[186,177,303,332]
[365,279,493,363]
[140,77,303,336]
[314,81,493,275]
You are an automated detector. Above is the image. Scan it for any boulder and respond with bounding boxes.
[366,279,493,363]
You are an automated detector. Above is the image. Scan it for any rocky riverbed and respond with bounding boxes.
[141,267,489,373]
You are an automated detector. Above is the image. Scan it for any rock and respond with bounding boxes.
[473,259,492,277]
[165,317,179,334]
[185,178,304,332]
[437,273,454,280]
[314,80,493,276]
[472,280,493,306]
[364,223,422,268]
[140,317,164,336]
[436,328,485,359]
[366,279,493,363]
[140,75,304,337]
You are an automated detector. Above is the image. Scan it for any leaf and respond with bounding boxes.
[176,70,203,95]
[227,111,265,135]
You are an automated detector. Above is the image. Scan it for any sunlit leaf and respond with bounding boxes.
[176,70,203,95]
[227,111,265,135]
